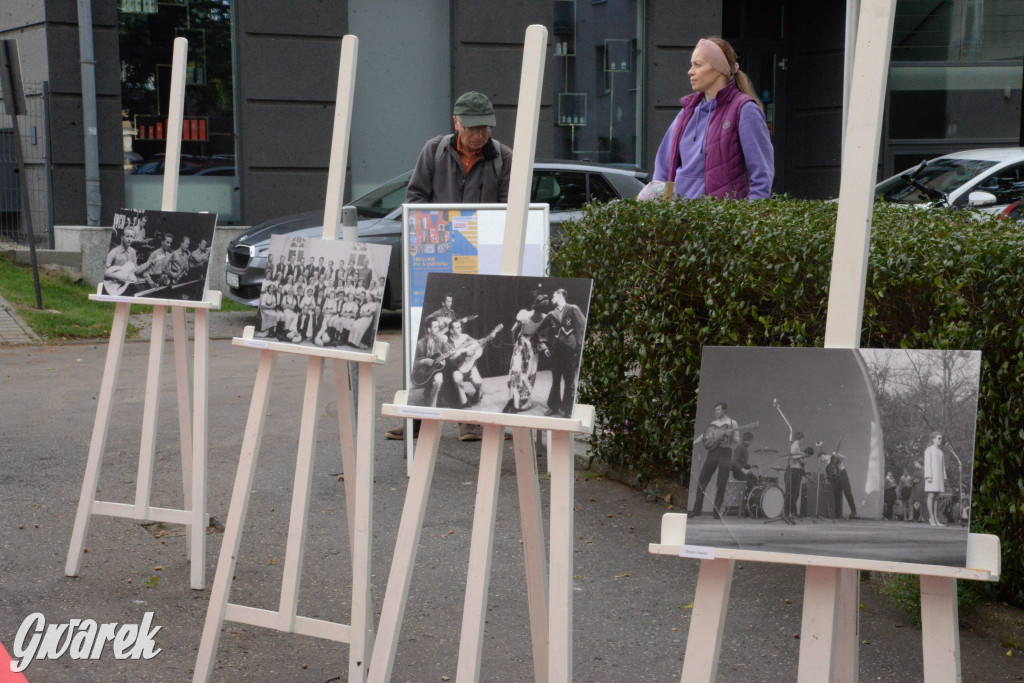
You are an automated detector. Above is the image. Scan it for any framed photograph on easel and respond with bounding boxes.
[101,208,217,301]
[408,271,592,419]
[685,346,980,568]
[255,234,391,350]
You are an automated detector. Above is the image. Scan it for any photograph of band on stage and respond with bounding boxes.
[407,272,592,418]
[101,208,217,301]
[685,346,981,568]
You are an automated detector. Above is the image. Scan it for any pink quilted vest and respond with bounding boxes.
[667,81,753,198]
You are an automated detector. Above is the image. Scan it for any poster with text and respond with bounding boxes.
[685,346,980,568]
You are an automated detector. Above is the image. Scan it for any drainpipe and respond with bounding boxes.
[77,0,101,225]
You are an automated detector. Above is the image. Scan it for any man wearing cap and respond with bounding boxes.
[406,91,513,204]
[390,91,514,442]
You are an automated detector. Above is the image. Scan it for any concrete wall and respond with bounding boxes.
[44,1,125,225]
[782,0,846,199]
[450,1,557,159]
[0,1,125,230]
[644,2,721,174]
[349,0,450,198]
[56,223,248,290]
[233,1,348,226]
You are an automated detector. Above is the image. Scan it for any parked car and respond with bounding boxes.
[874,147,1024,213]
[224,161,647,308]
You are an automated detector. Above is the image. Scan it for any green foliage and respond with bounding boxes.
[552,196,1024,607]
[873,571,988,626]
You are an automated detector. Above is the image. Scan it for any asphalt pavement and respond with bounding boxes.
[0,311,1021,681]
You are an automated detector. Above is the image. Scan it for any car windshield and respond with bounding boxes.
[349,172,413,218]
[875,158,996,205]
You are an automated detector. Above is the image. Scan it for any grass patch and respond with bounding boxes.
[218,297,252,313]
[871,572,989,626]
[0,256,136,340]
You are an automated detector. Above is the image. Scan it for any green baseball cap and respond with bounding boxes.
[453,91,496,127]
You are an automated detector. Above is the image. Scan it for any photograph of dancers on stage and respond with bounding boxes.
[684,346,981,568]
[254,234,391,350]
[101,208,217,301]
[407,272,592,418]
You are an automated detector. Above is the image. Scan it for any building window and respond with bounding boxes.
[552,0,643,167]
[119,0,239,222]
[886,0,1023,173]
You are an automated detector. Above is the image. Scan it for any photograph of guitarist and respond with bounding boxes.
[730,431,759,510]
[415,318,452,407]
[103,230,139,294]
[691,402,740,519]
[821,447,859,520]
[446,319,487,408]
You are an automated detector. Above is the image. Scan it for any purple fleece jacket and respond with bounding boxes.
[653,96,774,199]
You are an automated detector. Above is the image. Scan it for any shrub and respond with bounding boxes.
[552,196,1024,607]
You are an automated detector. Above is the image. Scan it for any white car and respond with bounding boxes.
[874,147,1024,213]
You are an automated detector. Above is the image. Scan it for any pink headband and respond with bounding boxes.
[696,39,737,78]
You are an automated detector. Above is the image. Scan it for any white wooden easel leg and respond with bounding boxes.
[278,357,325,627]
[512,426,548,682]
[135,305,168,517]
[680,558,734,682]
[833,568,860,681]
[333,361,357,543]
[456,424,505,682]
[66,301,131,576]
[189,307,210,590]
[349,361,375,682]
[171,306,194,561]
[920,575,961,683]
[797,565,840,683]
[193,350,277,683]
[367,420,442,683]
[548,430,574,682]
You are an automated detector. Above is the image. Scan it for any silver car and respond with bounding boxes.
[224,161,647,309]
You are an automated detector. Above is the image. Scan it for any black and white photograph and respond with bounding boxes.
[408,272,592,418]
[255,235,391,350]
[101,208,217,300]
[685,346,981,568]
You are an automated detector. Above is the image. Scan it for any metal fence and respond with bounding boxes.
[0,81,53,247]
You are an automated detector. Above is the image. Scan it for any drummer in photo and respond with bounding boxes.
[691,402,740,519]
[730,431,759,507]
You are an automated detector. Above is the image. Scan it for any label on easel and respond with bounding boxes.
[397,406,444,419]
[242,339,270,349]
[680,545,716,560]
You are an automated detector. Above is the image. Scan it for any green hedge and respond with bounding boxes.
[552,196,1024,606]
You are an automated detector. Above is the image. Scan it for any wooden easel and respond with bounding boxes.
[651,2,1004,681]
[367,25,590,682]
[191,35,382,683]
[65,37,219,591]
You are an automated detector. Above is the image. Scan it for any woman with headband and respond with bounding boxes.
[651,36,774,199]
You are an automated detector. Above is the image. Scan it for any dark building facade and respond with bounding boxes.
[1,1,1020,236]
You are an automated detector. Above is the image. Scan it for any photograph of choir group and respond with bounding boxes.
[255,235,391,351]
[684,346,980,567]
[101,208,216,300]
[408,272,592,418]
